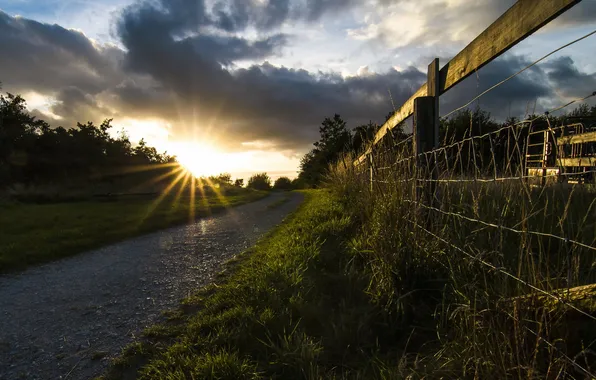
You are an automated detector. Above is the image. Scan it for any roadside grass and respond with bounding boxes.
[102,190,413,379]
[0,190,267,273]
[100,160,596,379]
[326,153,596,378]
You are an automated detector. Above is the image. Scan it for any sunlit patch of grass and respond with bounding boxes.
[324,152,596,378]
[0,189,267,273]
[101,166,596,380]
[102,190,407,379]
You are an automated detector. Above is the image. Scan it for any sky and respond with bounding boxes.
[1,0,595,179]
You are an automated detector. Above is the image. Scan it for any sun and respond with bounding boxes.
[170,142,236,177]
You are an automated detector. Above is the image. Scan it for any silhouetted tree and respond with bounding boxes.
[234,178,244,187]
[273,177,293,191]
[298,114,351,187]
[0,90,174,188]
[247,173,272,191]
[209,173,232,186]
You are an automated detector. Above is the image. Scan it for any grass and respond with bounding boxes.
[0,189,267,273]
[102,190,413,379]
[99,149,596,378]
[325,148,596,378]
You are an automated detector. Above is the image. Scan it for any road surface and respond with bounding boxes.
[0,192,304,380]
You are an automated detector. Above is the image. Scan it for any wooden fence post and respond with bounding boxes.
[414,96,435,203]
[413,58,440,205]
[368,152,373,193]
[428,58,440,150]
[427,58,440,204]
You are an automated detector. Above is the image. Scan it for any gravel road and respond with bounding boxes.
[0,192,304,380]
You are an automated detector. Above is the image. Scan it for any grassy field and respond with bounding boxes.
[0,190,267,273]
[101,167,596,378]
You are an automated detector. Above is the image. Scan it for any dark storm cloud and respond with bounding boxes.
[441,55,553,120]
[211,0,355,32]
[545,57,596,98]
[50,87,112,124]
[1,0,595,154]
[112,0,427,148]
[0,11,121,95]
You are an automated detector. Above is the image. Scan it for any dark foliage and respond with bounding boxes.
[297,112,408,188]
[273,176,293,190]
[247,173,272,191]
[0,91,174,188]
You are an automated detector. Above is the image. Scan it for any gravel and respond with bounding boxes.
[0,192,304,380]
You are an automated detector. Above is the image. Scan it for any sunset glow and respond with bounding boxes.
[170,142,241,177]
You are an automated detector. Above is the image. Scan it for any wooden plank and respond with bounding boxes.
[414,96,435,203]
[439,0,581,93]
[414,97,436,157]
[428,58,440,149]
[557,131,596,145]
[354,84,426,164]
[558,157,596,167]
[355,0,582,166]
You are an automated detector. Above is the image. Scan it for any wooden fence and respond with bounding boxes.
[355,0,582,168]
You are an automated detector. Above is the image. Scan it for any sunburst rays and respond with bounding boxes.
[131,161,237,229]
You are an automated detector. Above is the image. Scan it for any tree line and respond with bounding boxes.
[296,104,596,186]
[0,91,175,188]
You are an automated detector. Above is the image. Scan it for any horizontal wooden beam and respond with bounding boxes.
[557,131,596,145]
[439,0,581,94]
[355,0,582,165]
[558,157,596,167]
[355,84,426,164]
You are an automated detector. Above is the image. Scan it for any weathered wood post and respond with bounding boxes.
[368,152,373,193]
[413,97,435,203]
[413,58,440,205]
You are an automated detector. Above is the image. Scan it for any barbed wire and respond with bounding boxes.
[372,169,596,183]
[401,198,596,253]
[441,29,596,119]
[405,218,596,323]
[384,91,596,169]
[546,91,596,115]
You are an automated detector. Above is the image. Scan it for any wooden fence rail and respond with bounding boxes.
[355,0,582,166]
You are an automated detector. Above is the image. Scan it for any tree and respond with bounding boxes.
[273,176,293,191]
[0,90,175,188]
[209,173,232,186]
[247,173,272,191]
[234,178,244,187]
[298,114,352,187]
[314,114,351,156]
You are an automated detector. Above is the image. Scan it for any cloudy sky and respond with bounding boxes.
[1,0,595,178]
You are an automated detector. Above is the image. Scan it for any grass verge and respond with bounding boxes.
[0,190,267,273]
[102,190,409,379]
[102,173,596,379]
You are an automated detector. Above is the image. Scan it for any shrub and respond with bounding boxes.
[273,177,293,191]
[247,173,272,191]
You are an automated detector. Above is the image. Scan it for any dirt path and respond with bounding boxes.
[0,192,304,380]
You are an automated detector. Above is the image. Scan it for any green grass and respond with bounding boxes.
[0,190,267,272]
[102,190,410,379]
[99,160,596,379]
[324,152,596,378]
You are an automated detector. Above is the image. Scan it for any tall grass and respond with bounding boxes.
[327,145,596,378]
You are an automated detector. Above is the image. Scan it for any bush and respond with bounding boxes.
[246,173,272,191]
[234,179,244,187]
[273,176,293,191]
